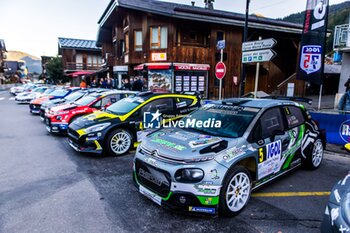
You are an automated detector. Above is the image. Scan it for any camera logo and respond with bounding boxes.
[143,110,162,129]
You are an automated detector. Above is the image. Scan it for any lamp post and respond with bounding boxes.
[239,0,250,97]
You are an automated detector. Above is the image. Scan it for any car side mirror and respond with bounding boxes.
[270,129,285,142]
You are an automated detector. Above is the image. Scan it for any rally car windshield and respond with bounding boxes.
[65,91,84,101]
[106,97,143,115]
[50,89,69,97]
[183,105,260,138]
[74,96,96,106]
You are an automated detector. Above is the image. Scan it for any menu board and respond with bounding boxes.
[174,74,206,94]
[198,76,205,91]
[183,76,190,91]
[175,76,182,91]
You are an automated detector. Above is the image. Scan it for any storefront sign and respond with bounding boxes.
[151,53,167,61]
[113,66,128,72]
[174,63,210,71]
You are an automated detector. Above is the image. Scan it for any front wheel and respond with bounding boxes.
[303,138,324,170]
[219,166,251,216]
[106,128,133,156]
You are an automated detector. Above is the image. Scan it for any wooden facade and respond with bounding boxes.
[97,0,305,98]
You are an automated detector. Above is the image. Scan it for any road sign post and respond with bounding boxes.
[241,37,277,98]
[215,61,226,100]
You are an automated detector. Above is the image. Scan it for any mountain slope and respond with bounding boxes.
[5,51,42,74]
[281,1,350,53]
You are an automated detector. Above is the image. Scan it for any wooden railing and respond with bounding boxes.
[272,73,296,96]
[64,62,101,71]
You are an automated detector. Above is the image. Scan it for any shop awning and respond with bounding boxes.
[66,71,94,77]
[134,63,172,70]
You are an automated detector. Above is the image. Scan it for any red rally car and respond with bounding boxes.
[45,90,137,134]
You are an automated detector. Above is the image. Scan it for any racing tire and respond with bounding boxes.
[106,128,133,156]
[219,166,252,216]
[303,138,324,170]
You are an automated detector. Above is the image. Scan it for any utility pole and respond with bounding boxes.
[239,0,250,97]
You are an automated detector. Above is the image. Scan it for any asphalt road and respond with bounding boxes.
[0,91,349,233]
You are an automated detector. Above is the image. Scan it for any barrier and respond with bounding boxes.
[310,111,350,145]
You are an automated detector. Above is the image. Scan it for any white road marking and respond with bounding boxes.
[9,97,15,100]
[0,97,5,101]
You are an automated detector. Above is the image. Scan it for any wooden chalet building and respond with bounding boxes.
[96,0,304,98]
[0,39,6,84]
[58,37,102,85]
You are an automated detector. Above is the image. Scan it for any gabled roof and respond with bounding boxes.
[58,37,101,51]
[98,0,303,35]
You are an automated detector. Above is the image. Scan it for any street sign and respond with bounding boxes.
[242,49,276,63]
[217,40,226,50]
[242,38,277,52]
[215,62,226,80]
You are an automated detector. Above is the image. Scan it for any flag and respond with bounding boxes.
[297,0,329,85]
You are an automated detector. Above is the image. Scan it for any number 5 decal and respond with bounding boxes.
[303,54,310,68]
[259,148,264,163]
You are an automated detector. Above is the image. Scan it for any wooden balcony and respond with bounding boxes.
[64,62,101,71]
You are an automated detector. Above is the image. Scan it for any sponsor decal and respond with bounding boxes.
[139,186,162,206]
[188,206,215,214]
[290,158,301,168]
[168,131,198,141]
[330,207,339,226]
[300,45,322,75]
[189,137,221,148]
[339,120,350,143]
[209,169,220,180]
[176,101,187,108]
[223,147,245,162]
[301,122,318,158]
[334,189,341,203]
[258,141,282,180]
[194,183,217,195]
[151,138,187,151]
[144,157,158,167]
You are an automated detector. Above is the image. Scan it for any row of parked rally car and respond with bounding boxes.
[10,83,348,231]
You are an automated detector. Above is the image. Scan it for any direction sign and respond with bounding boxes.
[242,38,277,52]
[217,40,226,50]
[215,62,226,80]
[242,49,276,63]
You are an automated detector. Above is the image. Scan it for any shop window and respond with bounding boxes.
[134,30,143,51]
[150,26,168,49]
[178,29,209,47]
[217,31,225,42]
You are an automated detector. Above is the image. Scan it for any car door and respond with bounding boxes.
[134,97,175,141]
[250,107,290,181]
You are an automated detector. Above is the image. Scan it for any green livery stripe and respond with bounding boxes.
[197,196,219,205]
[282,124,305,169]
[133,171,173,201]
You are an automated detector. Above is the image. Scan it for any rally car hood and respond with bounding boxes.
[70,111,121,129]
[42,98,65,108]
[142,128,234,161]
[50,103,78,112]
[31,96,50,105]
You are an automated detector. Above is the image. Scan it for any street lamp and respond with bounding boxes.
[240,0,250,97]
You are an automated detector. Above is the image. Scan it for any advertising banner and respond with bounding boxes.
[297,0,329,85]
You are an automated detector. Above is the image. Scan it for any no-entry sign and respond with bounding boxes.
[215,62,226,80]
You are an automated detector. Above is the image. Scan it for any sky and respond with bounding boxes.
[0,0,348,58]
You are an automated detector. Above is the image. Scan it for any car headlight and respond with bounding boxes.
[341,193,350,226]
[175,168,204,183]
[84,123,111,133]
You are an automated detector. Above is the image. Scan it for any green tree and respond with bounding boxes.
[46,56,64,84]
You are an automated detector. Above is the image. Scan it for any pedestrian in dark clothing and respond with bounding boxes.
[345,77,350,92]
[107,78,112,89]
[132,77,143,91]
[90,79,99,88]
[122,79,132,90]
[338,90,350,112]
[100,78,108,88]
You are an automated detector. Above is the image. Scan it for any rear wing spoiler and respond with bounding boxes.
[180,91,201,97]
[261,96,313,105]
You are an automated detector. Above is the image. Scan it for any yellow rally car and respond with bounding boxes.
[67,92,201,156]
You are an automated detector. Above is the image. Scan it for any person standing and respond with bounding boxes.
[344,77,350,92]
[80,79,87,89]
[100,78,107,88]
[90,79,99,88]
[338,90,350,112]
[132,77,143,91]
[122,79,132,90]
